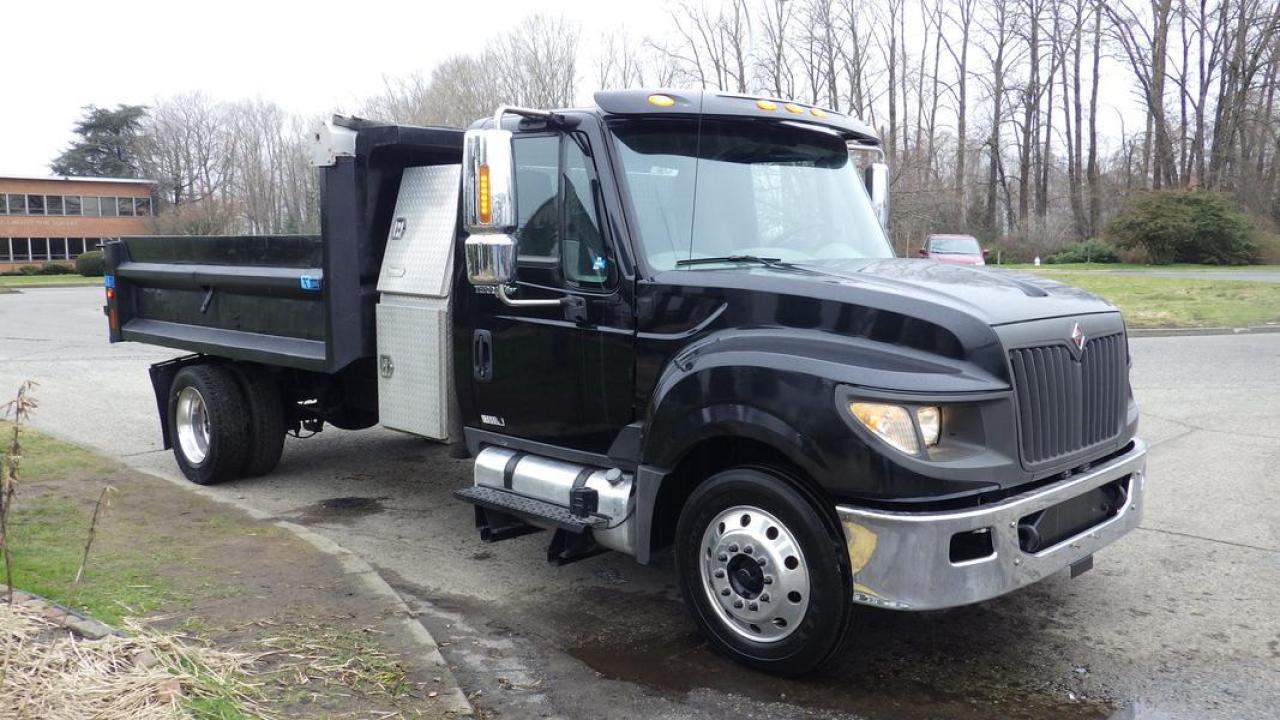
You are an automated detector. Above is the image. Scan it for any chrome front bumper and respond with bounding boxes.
[836,438,1147,611]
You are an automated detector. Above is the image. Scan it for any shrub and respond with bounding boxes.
[1045,238,1121,264]
[75,250,105,277]
[38,262,76,275]
[1104,189,1257,265]
[17,265,42,276]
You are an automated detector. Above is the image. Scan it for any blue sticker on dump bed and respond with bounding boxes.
[300,275,322,291]
[104,274,115,289]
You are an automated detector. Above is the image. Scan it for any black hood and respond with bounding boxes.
[795,258,1116,326]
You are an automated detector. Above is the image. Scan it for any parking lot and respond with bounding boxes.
[2,285,1277,719]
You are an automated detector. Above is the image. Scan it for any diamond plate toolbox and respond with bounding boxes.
[377,164,462,298]
[376,297,451,439]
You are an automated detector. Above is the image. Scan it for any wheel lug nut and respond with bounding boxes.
[733,599,744,609]
[763,576,773,585]
[744,545,754,555]
[714,569,725,578]
[748,601,759,611]
[717,553,728,562]
[728,544,739,553]
[756,557,766,566]
[760,593,770,603]
[721,588,730,596]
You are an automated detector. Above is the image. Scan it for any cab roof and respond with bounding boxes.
[592,89,879,144]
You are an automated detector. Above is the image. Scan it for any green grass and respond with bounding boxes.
[0,274,101,287]
[4,428,176,626]
[1000,262,1280,272]
[1037,272,1280,328]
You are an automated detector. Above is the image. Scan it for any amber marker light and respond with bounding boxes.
[756,99,778,111]
[784,103,804,113]
[477,163,492,224]
[648,94,676,107]
[810,107,827,118]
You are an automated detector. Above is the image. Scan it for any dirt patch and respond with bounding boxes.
[7,427,464,718]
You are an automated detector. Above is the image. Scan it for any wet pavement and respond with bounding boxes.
[2,286,1277,719]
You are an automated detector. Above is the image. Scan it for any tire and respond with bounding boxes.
[229,365,286,477]
[675,466,853,676]
[167,364,251,485]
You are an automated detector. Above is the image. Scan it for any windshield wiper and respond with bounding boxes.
[676,255,790,268]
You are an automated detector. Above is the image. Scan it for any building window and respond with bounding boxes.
[117,197,135,216]
[81,196,100,216]
[135,197,151,216]
[64,196,81,216]
[100,198,118,217]
[12,238,29,261]
[0,238,10,261]
[67,238,84,256]
[26,195,45,215]
[49,237,67,259]
[46,195,64,215]
[7,194,26,214]
[30,238,48,261]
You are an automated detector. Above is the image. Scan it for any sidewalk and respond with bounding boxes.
[4,423,471,718]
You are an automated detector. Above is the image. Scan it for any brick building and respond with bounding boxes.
[0,175,156,271]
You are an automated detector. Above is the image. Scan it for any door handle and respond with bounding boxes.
[473,329,493,383]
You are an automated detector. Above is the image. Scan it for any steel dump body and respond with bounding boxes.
[105,120,464,374]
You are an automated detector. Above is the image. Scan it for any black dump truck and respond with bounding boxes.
[104,90,1146,676]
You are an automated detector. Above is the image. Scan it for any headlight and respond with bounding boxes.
[848,402,942,456]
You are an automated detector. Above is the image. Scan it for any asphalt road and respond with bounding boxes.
[2,286,1277,720]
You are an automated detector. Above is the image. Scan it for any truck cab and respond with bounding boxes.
[104,89,1146,676]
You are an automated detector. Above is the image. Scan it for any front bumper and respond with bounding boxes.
[836,438,1146,611]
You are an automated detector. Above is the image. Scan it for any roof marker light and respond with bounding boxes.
[784,103,804,114]
[810,107,827,118]
[648,94,676,107]
[756,99,778,111]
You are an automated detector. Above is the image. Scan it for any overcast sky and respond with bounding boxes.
[1,0,1142,177]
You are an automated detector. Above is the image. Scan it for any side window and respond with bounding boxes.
[512,135,560,266]
[562,136,611,289]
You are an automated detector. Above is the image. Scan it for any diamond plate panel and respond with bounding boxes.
[377,164,462,298]
[375,298,451,439]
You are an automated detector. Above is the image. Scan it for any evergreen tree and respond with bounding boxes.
[50,104,148,178]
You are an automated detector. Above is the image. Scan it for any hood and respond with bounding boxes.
[793,258,1114,326]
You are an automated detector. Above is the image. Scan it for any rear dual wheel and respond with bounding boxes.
[675,467,854,677]
[168,364,285,485]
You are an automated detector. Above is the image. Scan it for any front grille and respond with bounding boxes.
[1009,333,1128,467]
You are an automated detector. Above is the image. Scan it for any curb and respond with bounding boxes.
[32,432,475,717]
[3,588,118,640]
[1129,325,1280,338]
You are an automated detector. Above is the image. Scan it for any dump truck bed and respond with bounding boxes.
[104,120,465,375]
[107,234,329,370]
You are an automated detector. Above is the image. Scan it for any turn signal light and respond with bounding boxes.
[477,163,491,224]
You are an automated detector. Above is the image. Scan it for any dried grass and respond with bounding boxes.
[0,602,261,719]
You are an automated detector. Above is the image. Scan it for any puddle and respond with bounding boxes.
[289,496,388,525]
[568,625,1118,720]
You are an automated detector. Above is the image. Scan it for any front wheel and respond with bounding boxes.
[675,467,853,676]
[167,364,251,485]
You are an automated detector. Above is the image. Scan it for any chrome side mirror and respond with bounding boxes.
[464,235,517,286]
[864,162,890,229]
[462,128,516,234]
[462,127,519,287]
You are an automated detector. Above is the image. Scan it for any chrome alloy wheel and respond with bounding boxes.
[699,505,810,643]
[175,386,212,465]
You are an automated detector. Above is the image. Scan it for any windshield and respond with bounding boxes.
[928,235,981,254]
[609,118,894,271]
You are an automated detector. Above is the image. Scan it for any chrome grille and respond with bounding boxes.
[1009,333,1128,467]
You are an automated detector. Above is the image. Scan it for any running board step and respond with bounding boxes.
[454,486,607,534]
